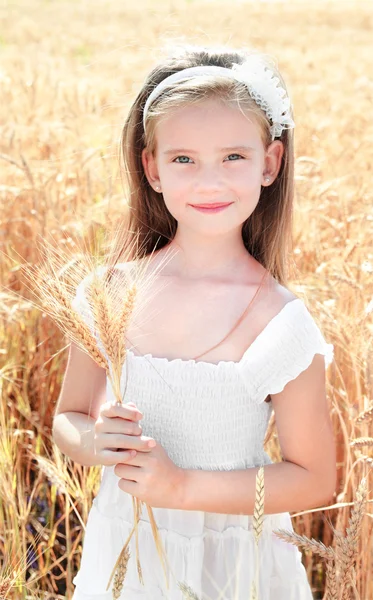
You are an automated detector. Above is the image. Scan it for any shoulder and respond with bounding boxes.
[237,277,334,404]
[250,271,299,332]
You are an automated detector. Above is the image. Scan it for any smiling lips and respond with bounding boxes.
[190,202,233,213]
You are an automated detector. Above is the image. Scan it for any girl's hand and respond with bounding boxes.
[93,401,155,467]
[114,441,186,510]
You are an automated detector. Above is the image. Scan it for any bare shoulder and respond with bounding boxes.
[257,268,299,316]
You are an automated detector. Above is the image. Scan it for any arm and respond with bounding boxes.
[52,340,107,467]
[52,412,101,467]
[180,354,337,514]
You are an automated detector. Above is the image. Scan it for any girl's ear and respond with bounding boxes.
[141,147,160,190]
[264,140,284,182]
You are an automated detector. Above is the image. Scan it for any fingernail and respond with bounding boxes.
[148,440,156,448]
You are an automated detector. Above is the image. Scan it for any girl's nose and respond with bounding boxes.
[193,169,225,194]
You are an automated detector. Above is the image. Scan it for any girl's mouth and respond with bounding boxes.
[189,202,233,214]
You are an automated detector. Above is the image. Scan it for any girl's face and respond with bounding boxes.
[142,98,283,238]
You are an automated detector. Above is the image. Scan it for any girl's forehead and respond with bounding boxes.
[154,99,263,148]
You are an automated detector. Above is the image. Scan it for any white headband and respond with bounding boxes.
[142,55,295,141]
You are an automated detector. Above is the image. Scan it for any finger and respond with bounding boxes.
[118,478,137,495]
[100,401,143,422]
[115,451,144,466]
[98,416,142,436]
[114,463,139,481]
[101,449,137,465]
[100,433,155,452]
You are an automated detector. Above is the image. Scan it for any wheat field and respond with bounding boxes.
[0,0,372,598]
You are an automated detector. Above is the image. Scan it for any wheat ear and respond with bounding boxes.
[274,529,338,599]
[355,404,373,424]
[335,477,367,598]
[178,581,202,599]
[115,283,137,365]
[49,279,108,370]
[86,277,117,361]
[112,546,130,599]
[274,529,336,561]
[0,576,12,598]
[250,465,265,600]
[106,522,138,591]
[324,559,338,600]
[350,437,373,448]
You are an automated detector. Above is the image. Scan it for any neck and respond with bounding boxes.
[156,225,251,281]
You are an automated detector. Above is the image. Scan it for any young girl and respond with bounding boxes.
[53,44,336,600]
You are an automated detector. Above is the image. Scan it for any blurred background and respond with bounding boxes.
[0,0,372,598]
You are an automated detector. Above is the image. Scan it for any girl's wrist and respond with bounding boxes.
[173,466,189,510]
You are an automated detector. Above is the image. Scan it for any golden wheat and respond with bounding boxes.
[86,276,118,361]
[355,405,373,424]
[335,478,367,597]
[33,455,69,495]
[350,437,373,448]
[324,559,338,600]
[178,581,201,600]
[274,476,368,599]
[47,278,109,370]
[0,576,12,598]
[116,283,137,366]
[250,465,265,600]
[274,529,336,560]
[253,466,265,544]
[112,546,130,600]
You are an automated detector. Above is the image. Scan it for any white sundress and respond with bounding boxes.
[70,270,334,600]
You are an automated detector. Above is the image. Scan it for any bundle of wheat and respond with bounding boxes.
[17,233,174,598]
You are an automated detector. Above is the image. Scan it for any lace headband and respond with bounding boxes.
[142,55,295,141]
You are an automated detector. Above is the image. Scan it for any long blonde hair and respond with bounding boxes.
[109,43,296,287]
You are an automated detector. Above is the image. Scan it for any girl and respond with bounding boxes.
[53,44,336,600]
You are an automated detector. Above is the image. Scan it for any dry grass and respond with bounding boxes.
[0,0,372,598]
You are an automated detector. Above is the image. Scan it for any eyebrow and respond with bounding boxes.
[162,145,256,155]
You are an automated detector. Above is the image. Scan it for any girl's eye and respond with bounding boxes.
[173,156,193,163]
[225,154,244,161]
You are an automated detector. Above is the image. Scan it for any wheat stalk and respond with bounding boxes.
[250,465,265,600]
[133,496,144,585]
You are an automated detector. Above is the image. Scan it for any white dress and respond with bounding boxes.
[70,270,334,600]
